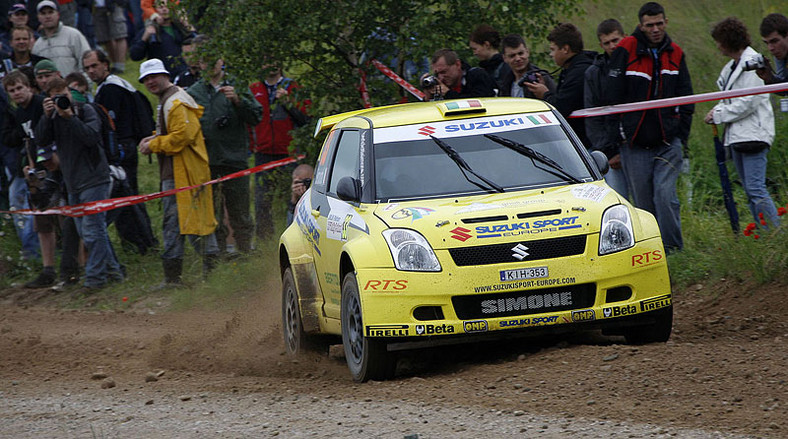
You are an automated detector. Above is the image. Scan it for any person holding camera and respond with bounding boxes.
[187,56,262,256]
[421,48,496,101]
[287,164,313,226]
[497,34,556,99]
[35,76,124,292]
[755,13,788,93]
[137,58,219,286]
[704,17,780,229]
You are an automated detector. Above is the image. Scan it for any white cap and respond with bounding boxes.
[37,0,58,12]
[138,58,169,82]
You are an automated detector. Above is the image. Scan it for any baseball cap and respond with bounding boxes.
[138,58,169,82]
[36,1,58,12]
[8,4,28,15]
[34,59,59,75]
[36,144,57,163]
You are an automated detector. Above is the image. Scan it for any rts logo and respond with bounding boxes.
[450,227,472,242]
[418,125,437,136]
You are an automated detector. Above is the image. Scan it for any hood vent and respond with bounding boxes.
[517,209,562,219]
[461,215,508,224]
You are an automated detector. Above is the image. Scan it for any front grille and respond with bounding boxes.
[453,283,596,320]
[449,235,586,266]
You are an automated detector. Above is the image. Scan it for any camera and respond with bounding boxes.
[741,54,766,71]
[297,178,312,188]
[517,72,540,87]
[421,75,439,89]
[54,94,71,110]
[215,115,230,129]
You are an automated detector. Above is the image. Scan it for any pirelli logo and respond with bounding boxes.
[640,294,671,312]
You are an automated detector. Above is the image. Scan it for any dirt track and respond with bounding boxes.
[0,280,785,438]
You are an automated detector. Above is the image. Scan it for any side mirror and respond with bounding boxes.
[336,176,361,202]
[590,150,609,176]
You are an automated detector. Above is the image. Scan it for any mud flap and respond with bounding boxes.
[292,262,322,333]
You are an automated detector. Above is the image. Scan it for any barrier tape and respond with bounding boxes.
[370,59,426,101]
[4,155,303,218]
[570,82,788,118]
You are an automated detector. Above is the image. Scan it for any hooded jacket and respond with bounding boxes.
[606,27,694,148]
[148,87,217,236]
[711,46,775,146]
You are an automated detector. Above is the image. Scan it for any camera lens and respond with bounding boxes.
[55,95,70,110]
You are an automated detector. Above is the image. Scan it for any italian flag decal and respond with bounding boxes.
[527,114,553,125]
[444,100,482,110]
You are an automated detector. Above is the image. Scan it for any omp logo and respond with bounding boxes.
[511,244,530,260]
[418,125,437,136]
[450,227,472,242]
[463,320,488,333]
[571,309,595,322]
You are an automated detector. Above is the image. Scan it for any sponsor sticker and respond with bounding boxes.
[482,292,572,314]
[499,266,549,282]
[363,279,408,291]
[631,250,663,267]
[571,184,610,202]
[365,325,409,337]
[414,324,455,335]
[640,294,671,312]
[391,207,435,222]
[602,304,637,318]
[463,320,488,333]
[571,309,595,322]
[499,315,559,328]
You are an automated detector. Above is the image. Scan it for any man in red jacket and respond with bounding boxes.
[248,65,309,239]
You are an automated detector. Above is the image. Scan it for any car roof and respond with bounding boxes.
[314,98,554,137]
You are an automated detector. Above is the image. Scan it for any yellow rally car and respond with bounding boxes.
[279,98,672,382]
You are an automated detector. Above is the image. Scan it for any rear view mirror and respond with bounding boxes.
[337,176,361,202]
[591,150,609,176]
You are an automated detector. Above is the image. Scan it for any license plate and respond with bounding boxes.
[499,266,549,282]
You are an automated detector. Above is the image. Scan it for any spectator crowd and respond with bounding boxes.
[0,1,785,293]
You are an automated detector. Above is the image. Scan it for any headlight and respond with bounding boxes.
[382,229,441,272]
[598,204,634,255]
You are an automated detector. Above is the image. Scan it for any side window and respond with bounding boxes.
[312,129,339,193]
[328,130,360,195]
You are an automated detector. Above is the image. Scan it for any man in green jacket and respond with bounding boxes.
[187,58,262,256]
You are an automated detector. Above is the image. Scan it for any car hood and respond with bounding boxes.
[374,182,646,249]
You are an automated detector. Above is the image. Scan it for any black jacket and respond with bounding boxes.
[478,53,512,91]
[584,52,622,158]
[2,94,45,178]
[605,28,694,148]
[498,62,557,99]
[544,51,594,148]
[443,61,497,100]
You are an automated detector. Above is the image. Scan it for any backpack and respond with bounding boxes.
[77,102,120,166]
[130,90,155,141]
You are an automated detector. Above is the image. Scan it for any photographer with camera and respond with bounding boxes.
[756,13,788,94]
[187,56,262,257]
[704,17,780,229]
[35,76,124,292]
[420,48,496,101]
[498,34,556,99]
[287,164,313,226]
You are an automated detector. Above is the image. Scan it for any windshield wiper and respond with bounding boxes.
[484,133,583,184]
[429,135,504,193]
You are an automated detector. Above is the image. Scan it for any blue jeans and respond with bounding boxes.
[69,183,122,287]
[605,166,630,200]
[621,138,683,251]
[9,176,40,260]
[160,179,219,260]
[731,147,780,228]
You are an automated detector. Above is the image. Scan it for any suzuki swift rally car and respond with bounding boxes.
[279,98,672,382]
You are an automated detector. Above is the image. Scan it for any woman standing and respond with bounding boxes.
[705,17,780,229]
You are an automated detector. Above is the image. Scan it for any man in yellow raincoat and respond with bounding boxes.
[138,58,219,285]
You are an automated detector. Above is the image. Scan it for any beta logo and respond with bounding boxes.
[571,309,595,322]
[463,320,488,333]
[415,324,455,335]
[631,250,663,267]
[603,304,637,318]
[363,280,408,291]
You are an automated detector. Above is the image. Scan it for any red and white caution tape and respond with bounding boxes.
[570,82,788,118]
[370,59,426,101]
[5,155,303,217]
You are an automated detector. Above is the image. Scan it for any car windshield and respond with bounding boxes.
[373,113,594,201]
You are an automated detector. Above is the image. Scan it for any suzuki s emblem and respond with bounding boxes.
[450,227,472,242]
[418,125,436,136]
[511,244,530,260]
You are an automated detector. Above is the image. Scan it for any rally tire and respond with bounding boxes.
[624,306,673,344]
[282,267,323,355]
[341,272,395,382]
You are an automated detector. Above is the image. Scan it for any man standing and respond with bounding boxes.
[422,48,496,101]
[187,57,262,256]
[35,76,123,291]
[31,0,91,76]
[249,64,309,240]
[584,19,629,199]
[756,13,788,92]
[525,23,593,148]
[138,58,219,285]
[33,59,62,94]
[498,34,556,99]
[92,0,128,74]
[0,26,47,79]
[83,49,157,254]
[605,2,694,252]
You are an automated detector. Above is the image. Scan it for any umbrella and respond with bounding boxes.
[713,125,739,233]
